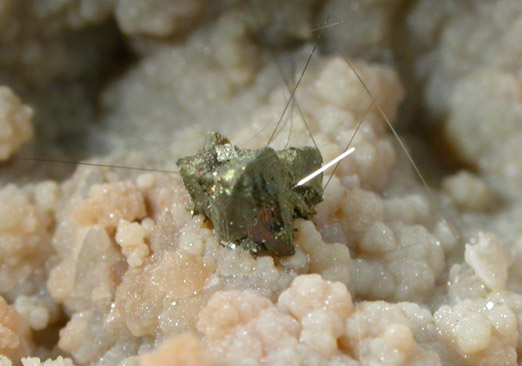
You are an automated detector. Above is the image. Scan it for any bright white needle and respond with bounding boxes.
[296,147,356,187]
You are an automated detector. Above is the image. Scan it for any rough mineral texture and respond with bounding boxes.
[1,1,521,365]
[0,297,31,361]
[0,87,33,161]
[406,0,522,199]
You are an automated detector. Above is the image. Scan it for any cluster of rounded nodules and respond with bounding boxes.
[2,0,522,365]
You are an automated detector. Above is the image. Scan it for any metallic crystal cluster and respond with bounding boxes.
[177,131,323,256]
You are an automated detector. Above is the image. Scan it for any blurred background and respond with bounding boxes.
[1,0,521,198]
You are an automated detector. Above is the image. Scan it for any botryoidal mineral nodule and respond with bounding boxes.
[177,131,323,257]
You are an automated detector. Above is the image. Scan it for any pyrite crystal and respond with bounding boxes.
[176,131,323,257]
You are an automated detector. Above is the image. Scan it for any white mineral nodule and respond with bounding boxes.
[465,232,510,292]
[0,87,33,161]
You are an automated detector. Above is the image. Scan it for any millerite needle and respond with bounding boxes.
[296,147,355,187]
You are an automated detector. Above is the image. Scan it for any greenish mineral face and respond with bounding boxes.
[176,131,323,257]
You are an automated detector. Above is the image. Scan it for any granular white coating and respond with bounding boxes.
[0,184,54,295]
[195,275,441,365]
[434,296,518,366]
[21,357,76,366]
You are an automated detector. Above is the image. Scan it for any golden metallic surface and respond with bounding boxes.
[177,131,323,256]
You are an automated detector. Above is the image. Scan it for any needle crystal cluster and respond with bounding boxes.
[177,131,323,256]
